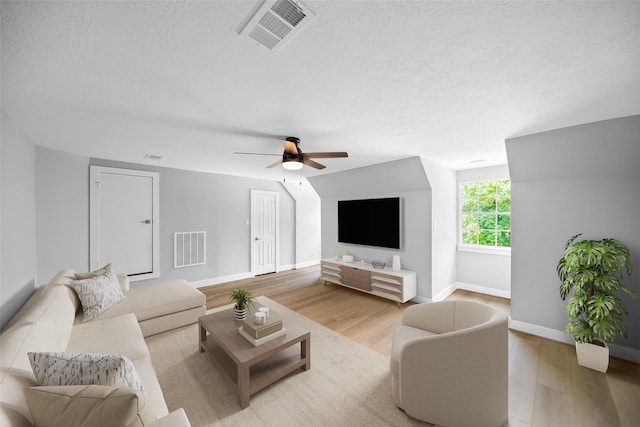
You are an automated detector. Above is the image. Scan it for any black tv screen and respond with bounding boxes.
[338,197,401,249]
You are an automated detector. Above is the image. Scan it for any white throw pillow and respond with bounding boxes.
[74,263,113,280]
[28,352,145,392]
[71,268,123,320]
[75,263,130,292]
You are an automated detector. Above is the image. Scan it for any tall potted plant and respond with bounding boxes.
[230,288,255,321]
[557,233,638,372]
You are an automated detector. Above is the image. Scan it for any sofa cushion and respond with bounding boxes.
[28,352,144,392]
[24,385,156,427]
[66,313,169,418]
[1,284,78,375]
[0,281,81,427]
[390,325,437,379]
[71,268,124,320]
[96,280,204,323]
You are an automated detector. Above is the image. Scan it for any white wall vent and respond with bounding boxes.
[240,0,316,52]
[174,231,206,268]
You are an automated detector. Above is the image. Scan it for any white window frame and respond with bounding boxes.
[457,179,511,256]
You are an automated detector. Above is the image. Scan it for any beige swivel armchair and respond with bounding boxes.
[391,300,508,427]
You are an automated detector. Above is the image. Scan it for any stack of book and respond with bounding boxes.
[239,310,285,346]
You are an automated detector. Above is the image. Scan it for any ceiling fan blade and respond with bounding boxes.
[266,159,284,168]
[234,152,280,156]
[303,152,349,159]
[282,140,299,155]
[302,158,326,170]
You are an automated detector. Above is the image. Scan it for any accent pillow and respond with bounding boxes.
[74,263,113,280]
[24,385,156,427]
[28,352,145,392]
[71,268,124,320]
[75,263,130,292]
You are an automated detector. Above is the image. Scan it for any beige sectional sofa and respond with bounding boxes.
[0,268,206,427]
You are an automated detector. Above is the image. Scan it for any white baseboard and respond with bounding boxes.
[190,260,320,289]
[432,283,458,302]
[509,318,640,364]
[508,318,573,345]
[294,259,321,269]
[277,264,296,272]
[454,281,511,299]
[417,281,509,304]
[609,343,640,364]
[190,272,254,289]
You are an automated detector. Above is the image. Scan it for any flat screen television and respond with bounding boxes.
[338,197,401,249]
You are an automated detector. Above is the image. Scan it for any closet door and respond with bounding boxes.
[90,166,159,281]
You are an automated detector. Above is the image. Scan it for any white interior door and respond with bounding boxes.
[90,166,159,281]
[251,190,279,275]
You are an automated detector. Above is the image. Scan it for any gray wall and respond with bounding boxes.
[1,115,37,330]
[90,158,295,284]
[281,178,322,267]
[33,150,296,286]
[309,157,433,300]
[35,147,89,282]
[506,115,640,358]
[422,158,457,299]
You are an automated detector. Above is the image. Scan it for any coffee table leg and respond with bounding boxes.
[301,336,311,371]
[237,364,250,409]
[199,324,206,353]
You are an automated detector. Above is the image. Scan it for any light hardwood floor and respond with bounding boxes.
[199,265,640,426]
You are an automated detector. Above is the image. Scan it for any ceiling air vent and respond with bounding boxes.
[240,0,315,52]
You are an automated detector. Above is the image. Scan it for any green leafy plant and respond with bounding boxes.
[557,233,638,345]
[230,288,255,310]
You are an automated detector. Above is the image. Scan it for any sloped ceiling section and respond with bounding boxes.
[506,115,640,182]
[308,157,430,199]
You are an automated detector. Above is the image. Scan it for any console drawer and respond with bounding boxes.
[341,267,371,291]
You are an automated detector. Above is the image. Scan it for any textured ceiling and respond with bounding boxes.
[2,1,639,180]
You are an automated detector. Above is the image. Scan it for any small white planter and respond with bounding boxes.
[575,341,609,373]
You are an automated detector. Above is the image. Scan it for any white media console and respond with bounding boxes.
[320,258,417,307]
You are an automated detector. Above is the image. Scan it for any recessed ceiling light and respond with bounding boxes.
[470,159,487,164]
[144,154,163,160]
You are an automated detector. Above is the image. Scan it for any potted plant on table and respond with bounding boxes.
[230,288,255,321]
[557,233,638,372]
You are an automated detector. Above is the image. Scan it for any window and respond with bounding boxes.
[460,179,511,248]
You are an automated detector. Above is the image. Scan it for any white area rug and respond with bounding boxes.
[145,296,427,426]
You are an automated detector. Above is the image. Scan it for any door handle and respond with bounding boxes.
[255,237,261,241]
[141,219,152,224]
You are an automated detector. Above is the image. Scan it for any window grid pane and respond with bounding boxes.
[460,179,511,248]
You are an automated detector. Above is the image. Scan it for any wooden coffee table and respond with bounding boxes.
[198,304,311,408]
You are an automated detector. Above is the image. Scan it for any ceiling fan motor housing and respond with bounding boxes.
[283,136,303,161]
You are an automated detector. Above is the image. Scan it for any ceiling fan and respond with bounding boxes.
[235,137,348,170]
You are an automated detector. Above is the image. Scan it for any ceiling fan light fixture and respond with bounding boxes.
[282,160,303,170]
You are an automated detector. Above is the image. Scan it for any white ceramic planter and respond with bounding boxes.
[575,341,609,373]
